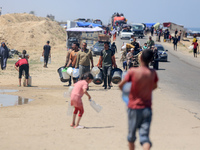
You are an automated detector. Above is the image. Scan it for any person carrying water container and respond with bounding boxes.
[119,49,158,150]
[98,42,117,89]
[70,72,94,129]
[66,42,79,84]
[15,50,30,87]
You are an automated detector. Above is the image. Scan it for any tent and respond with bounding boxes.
[76,22,102,27]
[154,22,161,30]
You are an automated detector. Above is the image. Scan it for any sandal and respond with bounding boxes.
[74,125,85,129]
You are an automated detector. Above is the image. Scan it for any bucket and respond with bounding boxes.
[67,67,73,76]
[93,69,104,85]
[62,68,70,79]
[91,67,100,75]
[57,67,70,82]
[111,68,122,84]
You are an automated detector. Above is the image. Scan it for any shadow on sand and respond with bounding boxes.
[84,126,114,129]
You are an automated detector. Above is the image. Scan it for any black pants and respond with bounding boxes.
[174,44,177,50]
[19,64,29,79]
[102,66,112,87]
[44,55,49,65]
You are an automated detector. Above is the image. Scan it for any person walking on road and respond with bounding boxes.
[42,41,51,68]
[75,42,94,79]
[147,36,155,48]
[173,35,178,51]
[150,25,154,36]
[177,30,182,43]
[111,42,117,53]
[66,43,80,84]
[192,39,199,57]
[119,49,159,150]
[98,42,117,89]
[0,42,9,70]
[64,45,74,86]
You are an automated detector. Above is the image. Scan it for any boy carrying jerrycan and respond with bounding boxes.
[119,49,158,150]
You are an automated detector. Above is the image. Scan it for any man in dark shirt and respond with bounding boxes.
[42,41,51,68]
[98,42,117,89]
[131,38,140,55]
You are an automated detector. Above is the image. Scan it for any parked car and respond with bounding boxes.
[155,44,168,62]
[91,41,111,56]
[120,29,133,39]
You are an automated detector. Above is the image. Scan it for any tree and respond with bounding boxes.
[29,11,35,15]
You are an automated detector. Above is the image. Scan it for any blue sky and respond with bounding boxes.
[1,0,199,28]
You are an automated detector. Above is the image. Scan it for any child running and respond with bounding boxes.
[70,72,93,129]
[119,49,159,150]
[15,50,30,87]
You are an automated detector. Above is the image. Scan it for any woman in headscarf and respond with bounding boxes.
[0,42,9,70]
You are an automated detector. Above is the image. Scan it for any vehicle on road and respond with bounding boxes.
[155,44,168,62]
[131,23,145,38]
[120,29,133,39]
[93,19,103,25]
[91,41,107,56]
[91,34,111,56]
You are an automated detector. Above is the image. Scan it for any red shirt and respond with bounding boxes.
[125,66,158,109]
[15,58,28,67]
[192,42,198,49]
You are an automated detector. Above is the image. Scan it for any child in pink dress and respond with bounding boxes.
[70,72,94,128]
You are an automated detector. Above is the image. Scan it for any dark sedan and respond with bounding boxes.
[155,44,168,62]
[91,42,111,56]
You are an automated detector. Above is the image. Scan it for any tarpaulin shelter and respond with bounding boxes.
[76,22,102,27]
[144,23,156,28]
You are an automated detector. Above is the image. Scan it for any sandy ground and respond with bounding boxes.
[0,35,200,150]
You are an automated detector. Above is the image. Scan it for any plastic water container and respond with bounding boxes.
[63,86,74,97]
[91,67,100,75]
[40,56,44,62]
[122,82,132,105]
[89,99,102,113]
[72,68,79,78]
[23,76,32,86]
[48,57,51,64]
[188,45,194,50]
[67,67,73,76]
[67,101,74,116]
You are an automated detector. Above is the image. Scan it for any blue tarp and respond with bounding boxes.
[144,23,156,28]
[76,22,102,27]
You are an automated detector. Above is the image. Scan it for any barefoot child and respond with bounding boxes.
[70,72,94,128]
[119,49,159,150]
[15,50,30,87]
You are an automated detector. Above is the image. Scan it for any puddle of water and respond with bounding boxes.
[0,95,33,107]
[0,89,18,93]
[0,89,33,107]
